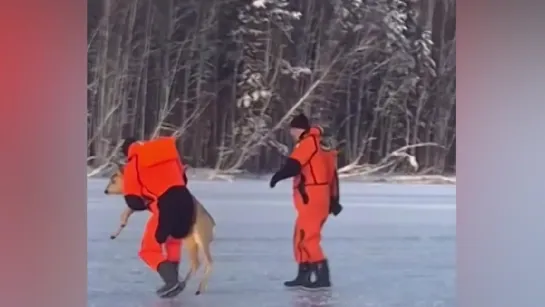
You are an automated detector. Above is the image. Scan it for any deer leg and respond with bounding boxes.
[195,238,213,295]
[182,236,200,284]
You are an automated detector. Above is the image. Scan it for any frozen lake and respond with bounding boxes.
[88,179,455,307]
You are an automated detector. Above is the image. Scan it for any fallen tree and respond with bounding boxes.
[338,142,439,176]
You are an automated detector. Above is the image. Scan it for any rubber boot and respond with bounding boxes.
[171,261,185,288]
[156,261,185,298]
[301,259,331,290]
[284,263,310,287]
[172,261,180,276]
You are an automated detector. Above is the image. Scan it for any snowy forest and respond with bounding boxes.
[87,0,456,179]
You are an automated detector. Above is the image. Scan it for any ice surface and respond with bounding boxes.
[88,179,455,307]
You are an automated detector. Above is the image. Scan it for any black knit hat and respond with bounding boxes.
[121,137,137,157]
[289,113,310,130]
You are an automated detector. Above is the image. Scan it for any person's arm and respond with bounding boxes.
[331,170,339,203]
[123,155,148,211]
[270,136,318,186]
[325,150,342,216]
[329,170,343,216]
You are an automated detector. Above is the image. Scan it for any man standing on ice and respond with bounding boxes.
[121,136,196,298]
[269,113,342,290]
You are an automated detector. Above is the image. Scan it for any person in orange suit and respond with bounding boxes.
[269,114,342,290]
[121,136,196,298]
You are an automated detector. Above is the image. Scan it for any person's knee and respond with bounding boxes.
[297,219,322,234]
[165,238,182,249]
[166,244,182,261]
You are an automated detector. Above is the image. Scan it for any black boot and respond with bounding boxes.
[156,261,185,298]
[172,261,180,275]
[284,263,310,287]
[171,261,184,289]
[301,259,331,290]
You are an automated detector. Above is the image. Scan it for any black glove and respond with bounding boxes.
[330,202,343,216]
[269,173,280,188]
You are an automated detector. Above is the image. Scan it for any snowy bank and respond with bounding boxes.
[87,166,455,185]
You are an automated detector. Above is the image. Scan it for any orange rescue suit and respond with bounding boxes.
[270,127,332,264]
[123,137,195,271]
[291,127,331,264]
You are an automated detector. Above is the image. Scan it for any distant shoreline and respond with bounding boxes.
[88,166,455,185]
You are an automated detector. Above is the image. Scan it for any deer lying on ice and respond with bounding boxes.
[104,165,216,295]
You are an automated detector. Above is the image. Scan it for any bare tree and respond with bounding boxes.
[87,0,456,179]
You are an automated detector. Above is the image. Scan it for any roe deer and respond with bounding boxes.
[104,166,216,295]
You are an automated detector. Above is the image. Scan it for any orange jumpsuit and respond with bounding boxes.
[288,127,332,264]
[123,137,195,271]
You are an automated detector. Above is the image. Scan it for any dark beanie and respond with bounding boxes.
[289,113,310,130]
[121,137,137,157]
